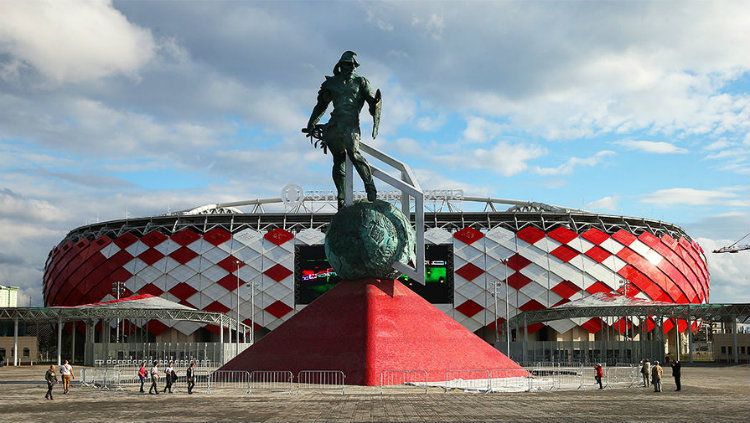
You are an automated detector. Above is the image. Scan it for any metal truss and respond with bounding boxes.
[0,307,250,331]
[510,303,750,326]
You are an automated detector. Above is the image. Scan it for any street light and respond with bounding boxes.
[235,260,241,356]
[619,279,631,340]
[112,281,126,343]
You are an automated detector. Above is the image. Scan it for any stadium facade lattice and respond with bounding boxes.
[43,193,709,343]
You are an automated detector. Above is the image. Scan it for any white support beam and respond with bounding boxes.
[13,317,18,366]
[57,317,62,366]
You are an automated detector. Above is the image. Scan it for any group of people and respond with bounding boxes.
[138,360,197,395]
[640,358,681,392]
[43,359,75,400]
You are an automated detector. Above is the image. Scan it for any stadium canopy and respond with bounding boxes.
[0,294,250,367]
[509,293,750,364]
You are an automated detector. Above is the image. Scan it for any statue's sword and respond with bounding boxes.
[301,124,328,154]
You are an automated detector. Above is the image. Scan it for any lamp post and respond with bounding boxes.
[111,281,126,343]
[619,279,631,340]
[235,260,241,356]
[493,258,511,355]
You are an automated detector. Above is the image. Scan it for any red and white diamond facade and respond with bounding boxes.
[43,208,709,340]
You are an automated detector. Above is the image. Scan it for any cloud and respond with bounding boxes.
[0,187,70,222]
[462,116,505,143]
[0,0,155,83]
[641,187,745,206]
[415,115,446,132]
[615,140,688,154]
[704,139,731,151]
[435,141,546,177]
[586,196,619,212]
[534,151,615,176]
[695,237,750,303]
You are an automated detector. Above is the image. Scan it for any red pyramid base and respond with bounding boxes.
[220,278,526,385]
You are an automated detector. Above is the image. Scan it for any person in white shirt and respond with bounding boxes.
[59,360,74,394]
[149,361,160,395]
[163,361,174,393]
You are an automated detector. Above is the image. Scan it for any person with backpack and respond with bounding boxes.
[137,362,148,393]
[186,360,196,394]
[594,363,604,389]
[44,365,58,400]
[163,360,174,393]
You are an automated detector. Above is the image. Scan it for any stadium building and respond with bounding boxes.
[43,192,709,363]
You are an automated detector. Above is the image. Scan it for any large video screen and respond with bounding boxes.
[294,244,454,305]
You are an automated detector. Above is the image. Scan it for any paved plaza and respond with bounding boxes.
[1,365,749,422]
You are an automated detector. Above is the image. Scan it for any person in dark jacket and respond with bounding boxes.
[186,360,196,394]
[44,365,57,400]
[671,360,682,391]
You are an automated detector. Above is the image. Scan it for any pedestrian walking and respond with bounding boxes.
[44,365,57,400]
[148,361,159,395]
[641,359,651,387]
[137,362,148,393]
[671,360,682,391]
[59,359,74,394]
[163,361,174,393]
[186,360,196,395]
[594,363,604,389]
[652,361,663,392]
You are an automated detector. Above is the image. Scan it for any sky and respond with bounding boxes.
[0,0,749,306]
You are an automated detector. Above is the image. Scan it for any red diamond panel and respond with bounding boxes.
[585,281,611,295]
[265,300,293,318]
[516,226,545,244]
[550,244,579,263]
[506,253,531,271]
[139,283,164,296]
[204,228,231,246]
[455,262,484,281]
[218,256,244,272]
[146,320,169,336]
[507,272,532,290]
[526,323,545,334]
[141,230,168,247]
[242,319,265,332]
[581,228,609,245]
[169,282,198,301]
[585,246,611,263]
[644,317,656,333]
[453,227,484,245]
[612,229,637,246]
[171,229,201,246]
[138,248,164,266]
[552,298,571,307]
[614,317,633,335]
[204,301,231,314]
[217,274,244,292]
[581,317,603,333]
[551,280,580,299]
[169,246,198,264]
[662,318,674,334]
[519,299,546,312]
[548,226,577,244]
[114,232,138,249]
[455,299,484,318]
[264,264,293,282]
[264,228,294,246]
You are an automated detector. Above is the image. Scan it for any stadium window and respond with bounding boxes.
[721,346,727,354]
[742,346,747,355]
[22,348,29,357]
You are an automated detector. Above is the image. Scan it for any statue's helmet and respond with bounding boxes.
[334,51,359,74]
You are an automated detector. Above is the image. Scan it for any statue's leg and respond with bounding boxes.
[331,149,347,209]
[347,133,377,202]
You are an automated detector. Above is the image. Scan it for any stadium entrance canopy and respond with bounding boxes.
[0,294,250,367]
[509,293,750,363]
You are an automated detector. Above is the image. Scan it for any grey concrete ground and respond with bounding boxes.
[1,365,749,422]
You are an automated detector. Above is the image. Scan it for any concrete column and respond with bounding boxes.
[57,317,62,366]
[523,315,529,364]
[70,322,76,364]
[218,316,224,365]
[688,313,694,363]
[732,317,739,364]
[674,318,680,361]
[13,317,19,366]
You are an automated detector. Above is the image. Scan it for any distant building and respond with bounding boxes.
[0,285,18,308]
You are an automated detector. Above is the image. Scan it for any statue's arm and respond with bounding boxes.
[307,85,331,130]
[362,78,378,116]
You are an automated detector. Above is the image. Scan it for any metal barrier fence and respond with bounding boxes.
[296,370,346,395]
[208,370,251,394]
[380,370,429,394]
[249,371,294,394]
